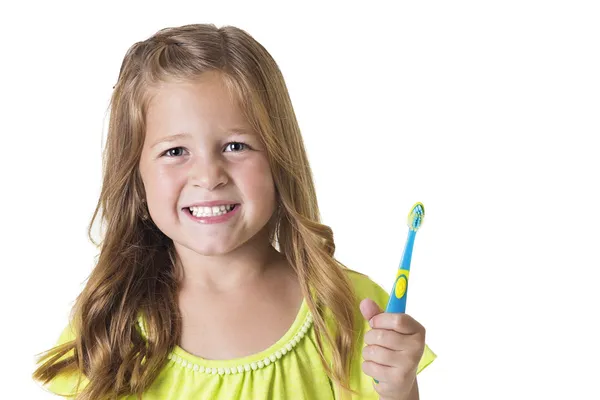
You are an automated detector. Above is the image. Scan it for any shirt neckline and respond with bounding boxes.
[137,296,312,371]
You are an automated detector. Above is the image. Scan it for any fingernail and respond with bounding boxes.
[369,318,374,328]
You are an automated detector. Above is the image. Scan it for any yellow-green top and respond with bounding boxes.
[41,270,436,399]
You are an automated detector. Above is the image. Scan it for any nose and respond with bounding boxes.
[188,155,228,190]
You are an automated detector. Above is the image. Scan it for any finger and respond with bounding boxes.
[362,360,389,382]
[364,328,407,351]
[363,361,416,387]
[359,298,382,324]
[362,344,398,367]
[362,360,406,383]
[370,312,425,336]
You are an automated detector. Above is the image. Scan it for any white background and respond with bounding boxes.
[1,1,599,399]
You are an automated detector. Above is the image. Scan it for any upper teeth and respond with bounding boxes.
[189,204,235,217]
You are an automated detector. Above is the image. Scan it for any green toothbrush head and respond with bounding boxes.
[407,202,425,232]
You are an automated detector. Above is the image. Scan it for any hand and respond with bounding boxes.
[360,298,425,400]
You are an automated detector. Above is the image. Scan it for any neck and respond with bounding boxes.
[173,230,284,294]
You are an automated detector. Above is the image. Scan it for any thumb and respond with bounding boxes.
[359,298,383,326]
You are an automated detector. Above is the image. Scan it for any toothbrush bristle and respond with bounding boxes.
[407,202,425,231]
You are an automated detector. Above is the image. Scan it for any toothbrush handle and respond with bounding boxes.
[385,229,416,314]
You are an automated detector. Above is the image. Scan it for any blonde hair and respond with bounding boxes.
[32,23,360,399]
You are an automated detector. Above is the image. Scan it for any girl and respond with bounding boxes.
[33,23,436,399]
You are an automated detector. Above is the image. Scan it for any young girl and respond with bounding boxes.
[32,23,436,399]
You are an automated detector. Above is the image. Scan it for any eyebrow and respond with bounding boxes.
[151,133,191,149]
[151,129,254,149]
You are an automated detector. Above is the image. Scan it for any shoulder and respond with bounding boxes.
[344,268,389,310]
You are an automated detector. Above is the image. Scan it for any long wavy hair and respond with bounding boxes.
[32,23,360,399]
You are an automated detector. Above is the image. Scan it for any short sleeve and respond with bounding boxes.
[417,343,437,374]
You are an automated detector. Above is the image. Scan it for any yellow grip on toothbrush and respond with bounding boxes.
[384,268,410,313]
[394,269,410,299]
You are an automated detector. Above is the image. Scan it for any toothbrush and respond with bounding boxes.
[384,202,425,314]
[374,202,425,384]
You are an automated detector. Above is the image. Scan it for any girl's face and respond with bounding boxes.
[139,72,277,257]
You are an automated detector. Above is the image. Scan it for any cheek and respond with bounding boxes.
[143,165,184,202]
[236,159,276,199]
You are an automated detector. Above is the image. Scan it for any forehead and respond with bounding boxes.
[145,74,248,137]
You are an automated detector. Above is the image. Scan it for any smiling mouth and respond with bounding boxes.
[185,204,239,218]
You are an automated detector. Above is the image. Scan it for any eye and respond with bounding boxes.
[162,147,187,157]
[224,142,249,152]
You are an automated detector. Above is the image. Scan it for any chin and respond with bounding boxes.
[184,240,239,256]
